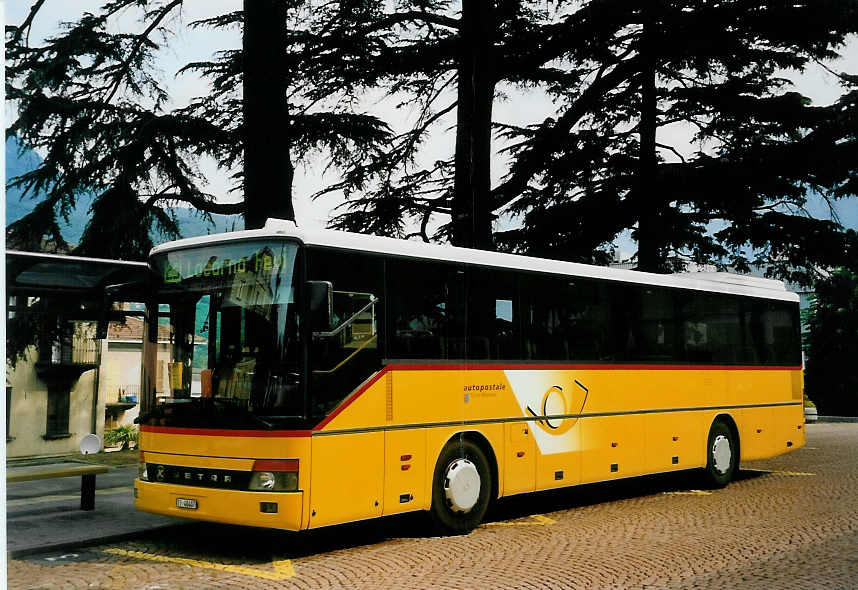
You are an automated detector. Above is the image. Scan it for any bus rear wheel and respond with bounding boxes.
[702,420,737,488]
[429,438,492,535]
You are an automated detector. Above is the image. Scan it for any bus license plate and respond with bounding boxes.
[176,498,197,510]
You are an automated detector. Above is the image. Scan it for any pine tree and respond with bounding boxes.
[495,0,858,278]
[6,1,392,258]
[804,259,858,416]
[322,1,574,249]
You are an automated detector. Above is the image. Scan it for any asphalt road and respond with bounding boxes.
[8,423,858,589]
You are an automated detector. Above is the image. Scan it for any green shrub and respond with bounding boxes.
[104,425,138,450]
[804,268,858,416]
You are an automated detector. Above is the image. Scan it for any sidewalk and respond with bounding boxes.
[6,459,188,558]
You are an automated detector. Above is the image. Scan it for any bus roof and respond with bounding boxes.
[150,219,799,303]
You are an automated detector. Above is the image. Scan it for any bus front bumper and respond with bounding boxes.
[134,479,304,531]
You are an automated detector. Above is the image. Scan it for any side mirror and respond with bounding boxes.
[306,280,333,333]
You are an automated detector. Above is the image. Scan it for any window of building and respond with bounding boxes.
[6,386,11,441]
[45,386,70,438]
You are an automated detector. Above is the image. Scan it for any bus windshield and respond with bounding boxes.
[142,240,303,429]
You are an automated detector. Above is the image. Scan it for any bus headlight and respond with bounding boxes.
[248,459,298,492]
[251,471,276,490]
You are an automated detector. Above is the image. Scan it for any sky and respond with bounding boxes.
[4,1,858,252]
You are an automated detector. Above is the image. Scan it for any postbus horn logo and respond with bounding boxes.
[526,379,590,435]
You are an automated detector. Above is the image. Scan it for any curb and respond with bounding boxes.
[815,416,858,423]
[7,523,189,560]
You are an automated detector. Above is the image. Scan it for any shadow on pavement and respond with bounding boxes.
[103,467,766,566]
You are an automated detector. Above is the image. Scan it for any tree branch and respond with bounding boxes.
[102,0,184,105]
[9,0,47,47]
[144,192,245,215]
[491,55,643,212]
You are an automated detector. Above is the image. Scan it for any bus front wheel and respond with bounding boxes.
[703,420,737,488]
[429,438,492,535]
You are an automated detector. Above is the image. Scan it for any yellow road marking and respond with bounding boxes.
[484,514,556,527]
[664,490,712,496]
[769,470,816,476]
[103,548,295,580]
[8,487,131,507]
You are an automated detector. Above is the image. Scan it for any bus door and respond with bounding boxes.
[306,250,385,527]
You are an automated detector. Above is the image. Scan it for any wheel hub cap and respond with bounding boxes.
[443,458,481,513]
[712,434,732,474]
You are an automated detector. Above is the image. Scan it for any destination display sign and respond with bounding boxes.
[153,241,298,299]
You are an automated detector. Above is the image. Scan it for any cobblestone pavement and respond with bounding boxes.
[8,423,858,590]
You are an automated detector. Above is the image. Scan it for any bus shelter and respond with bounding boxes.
[6,250,151,457]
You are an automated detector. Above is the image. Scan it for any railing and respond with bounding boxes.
[39,338,100,367]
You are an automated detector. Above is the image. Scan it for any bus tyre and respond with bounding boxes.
[703,420,737,489]
[429,439,492,535]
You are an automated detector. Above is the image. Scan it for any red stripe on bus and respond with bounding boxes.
[140,425,312,437]
[312,369,390,432]
[386,363,802,372]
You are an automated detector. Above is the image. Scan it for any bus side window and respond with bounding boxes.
[519,275,612,362]
[635,287,676,361]
[608,283,636,361]
[387,260,464,360]
[466,268,519,361]
[307,249,383,413]
[679,294,713,363]
[704,294,741,364]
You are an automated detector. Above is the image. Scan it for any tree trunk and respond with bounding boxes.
[451,0,495,250]
[635,18,663,272]
[243,0,295,230]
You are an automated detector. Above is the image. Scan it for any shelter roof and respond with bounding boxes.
[6,250,150,298]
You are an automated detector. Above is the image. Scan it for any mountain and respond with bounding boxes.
[5,136,45,225]
[5,137,243,247]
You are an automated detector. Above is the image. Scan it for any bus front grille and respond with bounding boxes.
[145,464,252,490]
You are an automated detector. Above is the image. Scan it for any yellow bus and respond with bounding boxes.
[134,220,804,533]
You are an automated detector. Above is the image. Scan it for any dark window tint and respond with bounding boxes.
[631,287,677,361]
[307,248,384,416]
[467,268,519,360]
[387,259,465,360]
[745,299,800,365]
[517,275,799,366]
[673,293,800,366]
[678,292,714,363]
[521,275,613,361]
[701,294,742,364]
